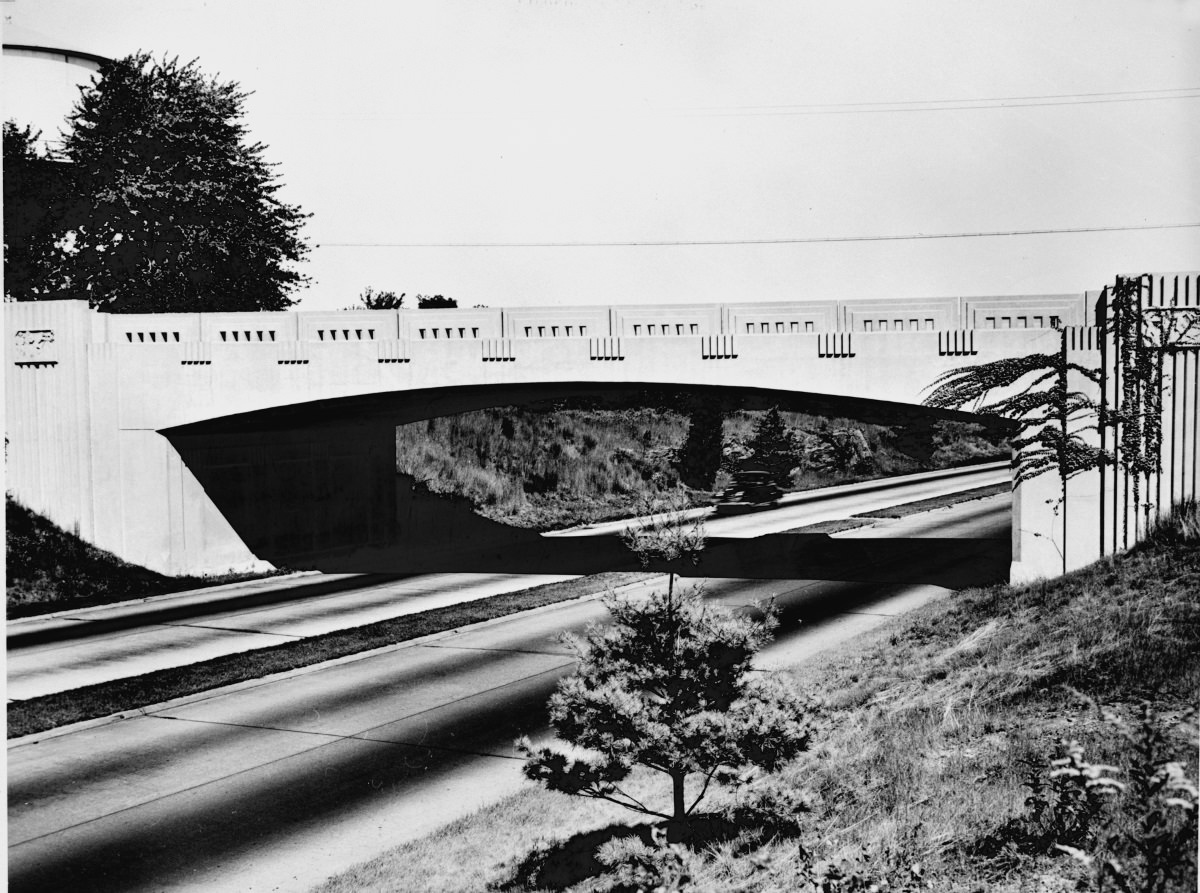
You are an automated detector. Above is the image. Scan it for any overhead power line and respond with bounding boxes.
[317,222,1200,250]
[686,86,1200,112]
[308,87,1199,123]
[673,87,1200,117]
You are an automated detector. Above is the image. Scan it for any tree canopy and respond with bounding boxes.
[676,399,726,490]
[745,407,800,485]
[355,287,404,310]
[4,53,310,311]
[3,122,72,303]
[416,294,457,309]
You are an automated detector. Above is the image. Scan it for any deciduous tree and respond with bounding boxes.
[7,53,310,312]
[355,287,404,310]
[416,294,457,309]
[3,122,72,301]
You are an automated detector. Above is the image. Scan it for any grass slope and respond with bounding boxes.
[313,510,1199,893]
[5,497,281,617]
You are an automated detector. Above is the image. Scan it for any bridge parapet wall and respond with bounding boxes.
[80,292,1093,348]
[92,324,1065,431]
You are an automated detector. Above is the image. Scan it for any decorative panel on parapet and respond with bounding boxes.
[505,306,609,339]
[12,329,58,366]
[298,311,400,342]
[105,311,201,343]
[401,308,502,342]
[841,296,958,332]
[726,301,838,335]
[611,304,722,337]
[200,312,295,343]
[962,294,1085,330]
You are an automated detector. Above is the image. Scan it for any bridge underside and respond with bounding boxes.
[162,381,1005,582]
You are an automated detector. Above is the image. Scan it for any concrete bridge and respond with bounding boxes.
[6,276,1197,582]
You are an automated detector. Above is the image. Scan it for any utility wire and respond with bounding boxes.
[672,87,1200,117]
[684,86,1200,112]
[307,87,1199,121]
[317,222,1200,250]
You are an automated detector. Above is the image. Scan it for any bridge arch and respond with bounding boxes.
[161,380,989,574]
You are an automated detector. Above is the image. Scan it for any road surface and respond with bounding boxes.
[6,572,576,701]
[7,462,1006,702]
[7,493,1009,893]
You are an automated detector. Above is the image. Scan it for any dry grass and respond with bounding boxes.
[311,507,1199,893]
[396,407,694,530]
[395,407,1008,532]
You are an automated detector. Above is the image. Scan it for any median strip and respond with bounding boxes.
[7,572,647,740]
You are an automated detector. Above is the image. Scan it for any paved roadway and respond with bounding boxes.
[7,492,1009,893]
[6,463,1005,702]
[6,573,577,701]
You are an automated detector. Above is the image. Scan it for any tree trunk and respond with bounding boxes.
[672,771,687,824]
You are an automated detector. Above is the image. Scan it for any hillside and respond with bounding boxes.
[314,504,1199,893]
[5,498,279,617]
[396,405,1007,529]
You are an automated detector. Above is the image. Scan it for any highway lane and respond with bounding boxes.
[7,494,1009,893]
[546,461,1008,539]
[6,463,1007,702]
[6,572,576,701]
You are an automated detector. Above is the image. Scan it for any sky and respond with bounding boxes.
[3,0,1198,311]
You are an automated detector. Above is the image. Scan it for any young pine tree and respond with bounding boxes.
[519,586,811,831]
[746,407,800,486]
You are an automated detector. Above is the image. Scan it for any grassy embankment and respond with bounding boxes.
[4,497,285,618]
[313,507,1199,893]
[398,405,1007,530]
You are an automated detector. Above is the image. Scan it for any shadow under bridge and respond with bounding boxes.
[161,381,1008,586]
